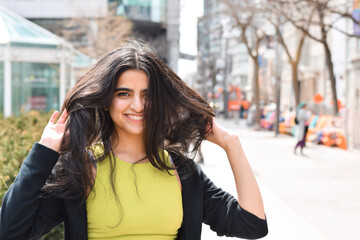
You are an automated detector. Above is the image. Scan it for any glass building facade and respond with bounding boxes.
[11,62,60,115]
[0,5,92,117]
[115,0,166,23]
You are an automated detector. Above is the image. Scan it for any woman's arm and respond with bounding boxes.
[206,119,265,219]
[0,143,64,240]
[0,110,68,239]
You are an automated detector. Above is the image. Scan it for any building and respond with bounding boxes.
[0,0,180,71]
[0,5,90,117]
[197,0,267,114]
[114,0,179,71]
[343,0,360,149]
[197,0,231,116]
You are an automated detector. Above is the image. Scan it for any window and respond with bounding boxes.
[11,62,60,115]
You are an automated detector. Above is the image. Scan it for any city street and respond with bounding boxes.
[200,118,360,240]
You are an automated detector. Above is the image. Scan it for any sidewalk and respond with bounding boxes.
[199,118,360,240]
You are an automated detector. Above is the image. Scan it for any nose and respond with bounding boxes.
[130,95,144,113]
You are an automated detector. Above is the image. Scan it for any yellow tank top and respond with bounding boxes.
[86,145,183,240]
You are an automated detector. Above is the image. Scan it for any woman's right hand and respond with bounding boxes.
[39,109,68,152]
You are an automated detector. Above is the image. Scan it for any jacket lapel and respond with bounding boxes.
[63,198,88,240]
[171,153,202,240]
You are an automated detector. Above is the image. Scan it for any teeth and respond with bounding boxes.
[128,115,143,120]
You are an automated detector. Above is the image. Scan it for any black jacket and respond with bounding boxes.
[0,143,268,240]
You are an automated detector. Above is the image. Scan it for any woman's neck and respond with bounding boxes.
[110,133,147,163]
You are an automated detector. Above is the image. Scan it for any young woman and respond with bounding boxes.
[0,40,267,240]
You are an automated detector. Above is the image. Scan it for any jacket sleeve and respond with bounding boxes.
[199,165,268,239]
[0,143,65,240]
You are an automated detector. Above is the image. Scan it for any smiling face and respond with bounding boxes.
[108,69,148,138]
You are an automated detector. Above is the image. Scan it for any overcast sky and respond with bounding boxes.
[178,0,203,78]
[179,0,203,55]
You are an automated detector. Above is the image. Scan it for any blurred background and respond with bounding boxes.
[0,0,360,239]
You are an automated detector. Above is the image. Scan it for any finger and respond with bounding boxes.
[49,111,59,124]
[208,117,217,132]
[57,109,68,124]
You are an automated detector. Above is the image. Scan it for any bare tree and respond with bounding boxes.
[278,27,306,107]
[264,2,314,107]
[269,0,358,114]
[220,0,268,128]
[62,2,133,59]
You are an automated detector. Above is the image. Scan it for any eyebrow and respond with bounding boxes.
[115,87,147,93]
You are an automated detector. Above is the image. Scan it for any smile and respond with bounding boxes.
[126,114,144,121]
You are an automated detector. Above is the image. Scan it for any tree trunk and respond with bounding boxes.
[291,62,300,106]
[253,57,261,129]
[323,41,339,115]
[318,6,339,115]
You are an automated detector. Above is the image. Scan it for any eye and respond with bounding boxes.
[117,92,130,97]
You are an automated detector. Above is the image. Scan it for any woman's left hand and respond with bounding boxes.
[206,118,239,151]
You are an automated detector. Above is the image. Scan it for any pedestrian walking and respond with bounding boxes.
[239,98,250,119]
[0,40,267,240]
[294,102,311,155]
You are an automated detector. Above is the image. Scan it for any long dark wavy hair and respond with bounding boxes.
[42,40,215,201]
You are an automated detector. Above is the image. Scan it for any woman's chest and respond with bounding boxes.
[86,158,183,239]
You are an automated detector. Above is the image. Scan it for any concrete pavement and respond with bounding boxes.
[199,118,360,240]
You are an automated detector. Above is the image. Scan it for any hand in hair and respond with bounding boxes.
[205,118,238,151]
[39,109,68,152]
